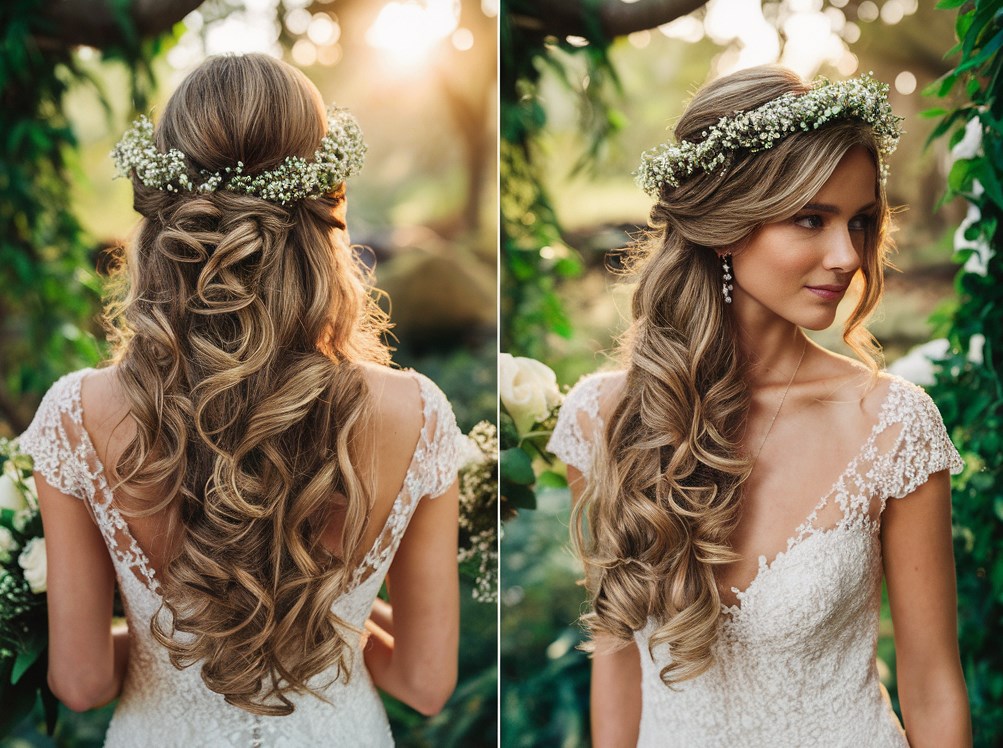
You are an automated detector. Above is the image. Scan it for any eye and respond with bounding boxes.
[794,214,824,229]
[849,213,876,232]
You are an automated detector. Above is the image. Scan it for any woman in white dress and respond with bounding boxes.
[18,53,464,746]
[548,65,971,747]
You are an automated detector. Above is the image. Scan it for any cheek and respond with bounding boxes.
[733,239,814,289]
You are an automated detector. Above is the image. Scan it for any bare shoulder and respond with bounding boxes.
[79,366,131,435]
[592,369,628,423]
[356,361,425,442]
[805,348,893,420]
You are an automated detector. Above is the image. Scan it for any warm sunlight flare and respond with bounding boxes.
[366,0,460,68]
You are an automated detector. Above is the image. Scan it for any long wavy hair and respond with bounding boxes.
[101,53,391,715]
[571,65,895,686]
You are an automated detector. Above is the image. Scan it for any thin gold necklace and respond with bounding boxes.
[749,338,808,469]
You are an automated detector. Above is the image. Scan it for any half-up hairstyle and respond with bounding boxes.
[101,53,391,714]
[572,65,894,686]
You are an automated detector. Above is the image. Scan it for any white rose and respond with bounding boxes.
[18,537,47,594]
[0,475,27,512]
[22,476,38,511]
[499,353,563,435]
[2,457,19,482]
[0,526,17,563]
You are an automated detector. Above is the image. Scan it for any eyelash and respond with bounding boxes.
[795,214,874,231]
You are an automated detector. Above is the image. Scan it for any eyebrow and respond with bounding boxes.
[800,201,878,214]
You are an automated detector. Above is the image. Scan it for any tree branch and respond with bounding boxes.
[512,0,708,40]
[39,0,203,48]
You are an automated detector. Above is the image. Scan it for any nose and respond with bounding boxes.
[822,223,862,274]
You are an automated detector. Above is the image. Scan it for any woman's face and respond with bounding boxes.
[729,145,878,332]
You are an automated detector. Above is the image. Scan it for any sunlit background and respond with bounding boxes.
[67,0,497,357]
[526,0,960,381]
[7,2,498,745]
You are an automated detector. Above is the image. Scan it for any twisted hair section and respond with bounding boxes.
[572,64,894,686]
[101,54,391,715]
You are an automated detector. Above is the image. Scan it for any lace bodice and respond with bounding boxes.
[17,367,465,748]
[548,370,964,747]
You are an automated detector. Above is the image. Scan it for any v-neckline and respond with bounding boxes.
[718,375,902,615]
[69,367,429,598]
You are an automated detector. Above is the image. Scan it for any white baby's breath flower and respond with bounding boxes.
[18,537,46,594]
[499,353,563,435]
[0,475,27,512]
[12,508,34,533]
[0,526,17,563]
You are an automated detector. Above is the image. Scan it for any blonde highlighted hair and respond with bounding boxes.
[572,65,894,685]
[102,53,391,714]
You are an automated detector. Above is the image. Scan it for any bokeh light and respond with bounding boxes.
[894,70,917,95]
[366,0,460,67]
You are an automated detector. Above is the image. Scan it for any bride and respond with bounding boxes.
[18,53,463,746]
[549,65,971,746]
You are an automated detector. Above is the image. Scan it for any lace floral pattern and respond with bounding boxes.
[17,367,464,747]
[551,370,963,746]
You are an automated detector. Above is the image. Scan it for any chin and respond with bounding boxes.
[796,310,839,331]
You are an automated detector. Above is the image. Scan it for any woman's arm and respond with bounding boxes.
[568,465,642,747]
[881,468,971,748]
[362,479,459,716]
[35,475,127,712]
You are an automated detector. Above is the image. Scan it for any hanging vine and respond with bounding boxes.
[925,0,1003,743]
[0,0,186,433]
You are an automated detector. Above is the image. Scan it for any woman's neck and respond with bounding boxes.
[736,318,810,388]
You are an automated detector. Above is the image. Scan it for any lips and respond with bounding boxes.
[805,283,849,301]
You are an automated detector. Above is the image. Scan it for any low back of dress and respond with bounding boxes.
[19,367,463,748]
[547,370,963,748]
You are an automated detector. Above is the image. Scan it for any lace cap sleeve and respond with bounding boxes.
[16,370,91,501]
[413,373,465,500]
[546,371,620,478]
[883,377,964,501]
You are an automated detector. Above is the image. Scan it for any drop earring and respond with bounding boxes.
[722,254,734,304]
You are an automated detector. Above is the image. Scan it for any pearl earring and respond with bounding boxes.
[722,254,734,304]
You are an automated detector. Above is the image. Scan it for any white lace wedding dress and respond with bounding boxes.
[18,367,464,748]
[548,370,964,748]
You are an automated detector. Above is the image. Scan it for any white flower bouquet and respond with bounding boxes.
[498,354,565,521]
[458,422,498,604]
[0,438,57,737]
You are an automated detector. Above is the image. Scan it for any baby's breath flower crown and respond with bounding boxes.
[111,105,366,206]
[635,72,903,197]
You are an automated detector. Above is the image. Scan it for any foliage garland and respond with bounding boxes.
[500,0,624,359]
[0,0,168,433]
[924,0,1003,743]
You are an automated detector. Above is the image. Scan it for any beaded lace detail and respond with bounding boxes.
[17,367,464,747]
[548,370,963,747]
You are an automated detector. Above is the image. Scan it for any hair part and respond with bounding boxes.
[101,53,391,715]
[572,64,895,685]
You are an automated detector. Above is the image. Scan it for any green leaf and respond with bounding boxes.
[935,0,967,8]
[504,481,537,510]
[501,447,536,485]
[11,637,43,684]
[537,470,568,489]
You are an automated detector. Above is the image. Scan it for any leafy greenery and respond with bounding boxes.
[0,0,167,423]
[500,1,626,358]
[924,0,1003,744]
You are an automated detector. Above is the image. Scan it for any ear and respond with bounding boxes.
[718,236,750,258]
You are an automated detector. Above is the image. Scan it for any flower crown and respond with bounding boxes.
[635,72,903,197]
[111,105,367,206]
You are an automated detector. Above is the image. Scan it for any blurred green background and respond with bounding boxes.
[500,1,980,746]
[1,0,497,745]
